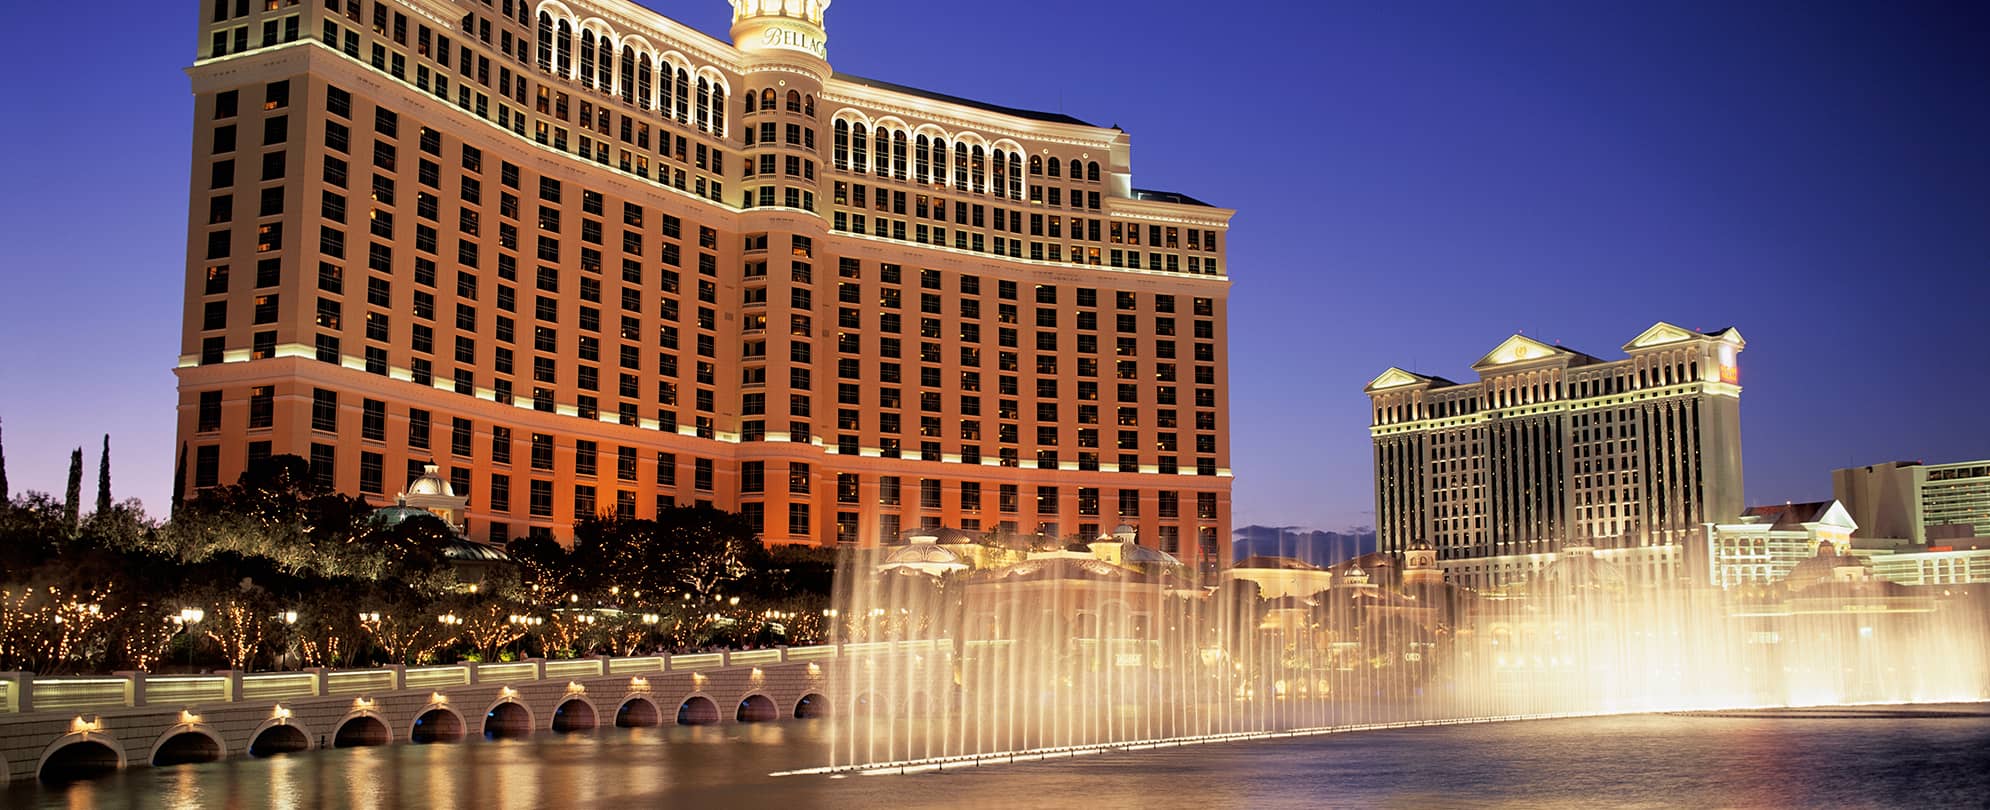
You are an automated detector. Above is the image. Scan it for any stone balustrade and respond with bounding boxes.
[0,641,947,783]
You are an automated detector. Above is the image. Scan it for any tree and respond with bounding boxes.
[0,417,9,502]
[95,434,111,516]
[63,447,82,536]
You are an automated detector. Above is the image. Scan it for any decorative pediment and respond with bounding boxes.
[1364,367,1431,393]
[1470,334,1567,371]
[1808,500,1858,533]
[1623,321,1704,352]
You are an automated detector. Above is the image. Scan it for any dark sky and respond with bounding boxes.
[2,1,1986,530]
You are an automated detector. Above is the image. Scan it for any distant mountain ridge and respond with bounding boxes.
[1231,525,1378,567]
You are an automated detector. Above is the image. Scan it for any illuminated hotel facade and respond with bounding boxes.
[174,0,1234,565]
[1364,323,1745,590]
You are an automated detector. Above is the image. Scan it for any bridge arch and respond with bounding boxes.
[615,695,662,727]
[247,718,312,757]
[332,712,389,747]
[410,704,467,744]
[676,694,720,725]
[149,724,226,766]
[551,695,598,732]
[735,693,778,722]
[36,732,125,783]
[481,698,534,739]
[794,692,829,718]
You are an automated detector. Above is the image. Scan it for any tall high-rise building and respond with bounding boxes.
[1363,323,1744,589]
[175,0,1234,566]
[1834,459,1990,544]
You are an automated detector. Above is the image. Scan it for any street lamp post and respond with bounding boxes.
[176,607,205,670]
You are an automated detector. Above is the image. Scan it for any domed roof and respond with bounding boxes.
[878,535,968,576]
[1782,542,1872,589]
[1537,545,1626,594]
[1120,542,1183,567]
[893,527,980,545]
[405,464,453,497]
[369,504,438,529]
[444,539,512,562]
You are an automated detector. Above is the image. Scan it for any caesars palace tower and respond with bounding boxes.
[173,0,1235,567]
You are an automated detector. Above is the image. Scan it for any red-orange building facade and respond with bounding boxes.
[175,0,1233,566]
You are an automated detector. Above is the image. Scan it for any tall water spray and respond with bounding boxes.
[812,536,1990,774]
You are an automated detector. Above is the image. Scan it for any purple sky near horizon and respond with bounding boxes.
[2,1,1987,531]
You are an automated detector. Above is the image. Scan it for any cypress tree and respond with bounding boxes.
[63,447,83,535]
[96,434,112,515]
[171,442,189,513]
[0,417,9,503]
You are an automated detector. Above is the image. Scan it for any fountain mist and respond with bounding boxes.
[804,536,1989,775]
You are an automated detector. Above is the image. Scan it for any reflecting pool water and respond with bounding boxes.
[5,705,1986,808]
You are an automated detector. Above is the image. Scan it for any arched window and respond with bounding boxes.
[620,47,636,105]
[1088,161,1101,182]
[660,61,676,117]
[804,95,815,117]
[914,135,929,183]
[893,132,907,180]
[536,13,555,71]
[745,90,757,113]
[1029,155,1043,175]
[637,58,653,110]
[785,89,801,112]
[833,120,849,170]
[932,139,949,187]
[1009,154,1023,199]
[555,19,572,76]
[579,32,596,89]
[873,128,889,178]
[696,77,710,132]
[851,123,868,172]
[971,145,986,194]
[674,68,690,124]
[596,39,614,91]
[761,88,776,110]
[952,142,968,188]
[709,85,725,136]
[1048,157,1061,178]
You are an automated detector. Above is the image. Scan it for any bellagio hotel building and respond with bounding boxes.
[1364,324,1745,590]
[173,0,1234,566]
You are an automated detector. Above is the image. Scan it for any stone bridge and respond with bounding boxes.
[0,643,916,783]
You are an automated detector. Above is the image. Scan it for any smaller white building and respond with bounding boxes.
[1702,501,1856,588]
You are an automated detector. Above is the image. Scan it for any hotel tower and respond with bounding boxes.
[1364,324,1745,589]
[174,0,1234,566]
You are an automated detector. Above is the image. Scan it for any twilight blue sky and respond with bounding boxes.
[2,1,1987,530]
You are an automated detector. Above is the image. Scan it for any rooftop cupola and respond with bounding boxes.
[730,0,831,67]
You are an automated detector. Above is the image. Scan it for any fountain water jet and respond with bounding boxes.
[804,534,1990,775]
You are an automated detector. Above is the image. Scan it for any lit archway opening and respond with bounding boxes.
[39,740,121,783]
[552,699,597,733]
[412,708,466,744]
[616,697,661,727]
[334,715,389,748]
[736,694,777,723]
[483,701,533,739]
[152,730,223,766]
[249,724,310,757]
[677,696,720,726]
